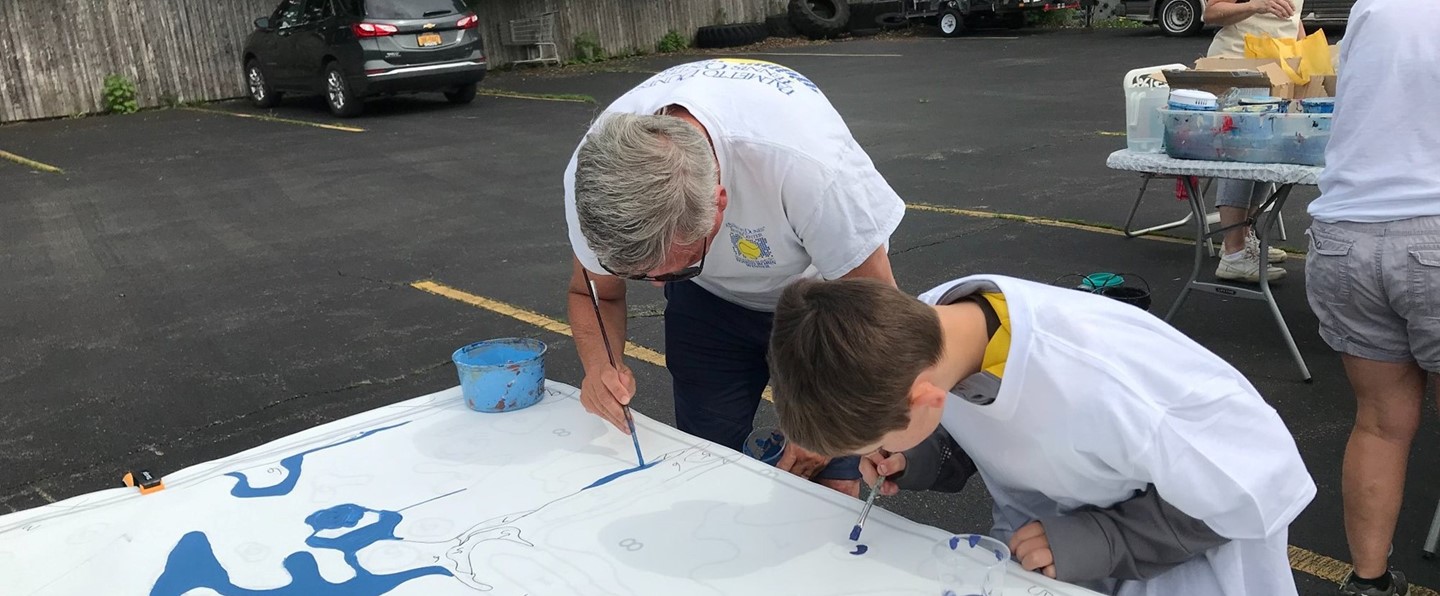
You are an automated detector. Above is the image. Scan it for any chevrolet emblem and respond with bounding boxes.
[423,23,436,29]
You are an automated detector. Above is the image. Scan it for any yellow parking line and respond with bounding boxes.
[0,150,64,174]
[181,107,365,133]
[474,90,595,103]
[1289,546,1438,596]
[906,202,1307,259]
[411,280,774,402]
[737,52,904,57]
[908,202,1196,247]
[1096,131,1127,137]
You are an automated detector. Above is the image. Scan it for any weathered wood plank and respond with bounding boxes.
[0,0,790,122]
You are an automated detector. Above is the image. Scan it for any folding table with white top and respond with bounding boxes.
[1107,149,1322,382]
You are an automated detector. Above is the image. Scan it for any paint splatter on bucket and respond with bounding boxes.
[452,338,547,413]
[742,427,787,466]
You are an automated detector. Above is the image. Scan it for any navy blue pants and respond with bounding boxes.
[664,280,860,480]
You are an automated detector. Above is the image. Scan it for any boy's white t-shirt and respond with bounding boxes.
[563,59,905,312]
[1310,0,1440,223]
[919,275,1315,596]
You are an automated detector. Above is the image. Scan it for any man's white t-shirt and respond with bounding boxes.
[1310,0,1440,223]
[563,59,905,312]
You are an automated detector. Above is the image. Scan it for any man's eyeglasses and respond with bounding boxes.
[600,243,708,283]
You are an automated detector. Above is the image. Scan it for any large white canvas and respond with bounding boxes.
[0,382,1097,596]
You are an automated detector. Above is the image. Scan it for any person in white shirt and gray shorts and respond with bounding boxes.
[1306,1,1440,594]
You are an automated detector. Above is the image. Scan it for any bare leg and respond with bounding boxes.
[1342,355,1427,578]
[1219,205,1249,255]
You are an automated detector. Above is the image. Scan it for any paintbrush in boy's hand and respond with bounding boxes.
[850,476,885,541]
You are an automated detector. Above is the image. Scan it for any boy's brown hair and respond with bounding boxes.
[769,278,944,456]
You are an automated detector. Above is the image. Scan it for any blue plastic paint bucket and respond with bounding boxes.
[452,338,547,413]
[743,427,787,466]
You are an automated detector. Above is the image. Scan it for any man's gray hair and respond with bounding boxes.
[574,112,718,275]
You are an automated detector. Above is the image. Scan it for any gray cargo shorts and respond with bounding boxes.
[1305,216,1440,372]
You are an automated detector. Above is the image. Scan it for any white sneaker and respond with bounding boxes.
[1216,248,1286,282]
[1245,229,1287,263]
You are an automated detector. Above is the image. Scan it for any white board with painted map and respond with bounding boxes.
[0,382,1099,596]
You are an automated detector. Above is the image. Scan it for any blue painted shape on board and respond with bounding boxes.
[582,460,659,490]
[225,422,409,498]
[849,544,869,556]
[150,503,450,596]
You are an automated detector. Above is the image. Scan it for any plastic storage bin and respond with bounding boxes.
[1162,109,1332,166]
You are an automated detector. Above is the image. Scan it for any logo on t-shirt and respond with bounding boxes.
[636,59,821,96]
[727,223,776,268]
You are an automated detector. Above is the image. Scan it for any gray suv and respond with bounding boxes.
[243,0,487,117]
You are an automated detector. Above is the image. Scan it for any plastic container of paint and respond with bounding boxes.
[1168,89,1219,111]
[452,338,547,413]
[934,534,1009,596]
[1123,64,1186,154]
[743,427,787,466]
[1300,97,1335,114]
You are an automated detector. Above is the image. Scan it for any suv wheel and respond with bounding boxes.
[246,60,280,109]
[445,82,478,105]
[1159,0,1204,36]
[938,8,965,37]
[324,63,363,118]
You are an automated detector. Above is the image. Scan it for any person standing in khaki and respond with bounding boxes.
[1201,0,1305,283]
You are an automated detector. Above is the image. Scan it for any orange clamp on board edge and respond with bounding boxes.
[122,469,165,495]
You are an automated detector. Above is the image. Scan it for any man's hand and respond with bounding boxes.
[776,443,830,479]
[579,364,635,433]
[1009,521,1058,579]
[860,450,906,496]
[817,478,861,498]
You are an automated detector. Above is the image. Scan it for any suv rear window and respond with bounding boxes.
[362,0,467,19]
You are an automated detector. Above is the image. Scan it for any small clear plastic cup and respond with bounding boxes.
[933,533,1008,596]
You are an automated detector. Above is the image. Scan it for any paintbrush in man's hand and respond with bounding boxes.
[584,272,644,467]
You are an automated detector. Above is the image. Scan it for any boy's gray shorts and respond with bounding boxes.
[1305,216,1440,372]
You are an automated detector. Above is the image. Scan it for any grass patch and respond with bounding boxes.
[1091,17,1147,29]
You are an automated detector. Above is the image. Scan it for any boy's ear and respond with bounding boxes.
[908,368,948,410]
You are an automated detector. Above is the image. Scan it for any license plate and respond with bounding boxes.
[417,32,443,47]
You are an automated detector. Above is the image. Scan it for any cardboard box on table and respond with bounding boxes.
[1158,57,1337,100]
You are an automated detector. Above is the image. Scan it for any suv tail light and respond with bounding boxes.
[352,22,398,37]
[457,14,479,29]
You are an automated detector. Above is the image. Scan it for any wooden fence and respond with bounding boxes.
[0,0,787,123]
[473,0,787,66]
[0,0,276,123]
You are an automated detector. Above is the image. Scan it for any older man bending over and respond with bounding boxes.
[562,59,906,495]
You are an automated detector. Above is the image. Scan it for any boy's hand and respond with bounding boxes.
[776,443,830,479]
[861,450,905,496]
[1010,521,1057,579]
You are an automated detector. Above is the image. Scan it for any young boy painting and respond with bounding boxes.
[768,274,1315,595]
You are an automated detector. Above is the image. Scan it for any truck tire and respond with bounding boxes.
[876,12,909,29]
[937,7,965,36]
[788,0,851,39]
[765,13,799,37]
[694,23,770,48]
[1158,0,1204,36]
